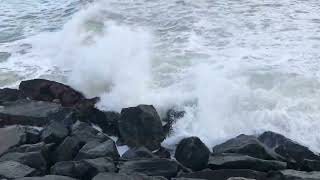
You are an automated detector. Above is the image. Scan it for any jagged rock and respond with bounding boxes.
[0,142,48,173]
[75,139,119,160]
[92,173,167,180]
[52,136,82,163]
[0,126,27,155]
[0,161,36,179]
[175,137,210,171]
[212,134,275,160]
[268,169,320,180]
[179,169,267,180]
[47,108,77,128]
[51,158,115,180]
[300,159,320,171]
[41,121,69,144]
[119,105,165,150]
[163,109,185,137]
[87,109,120,137]
[0,100,61,127]
[24,127,41,144]
[16,175,79,180]
[153,147,171,159]
[0,88,26,104]
[119,158,179,178]
[122,147,155,159]
[6,142,54,154]
[208,153,286,172]
[19,79,85,107]
[71,122,108,144]
[258,131,320,165]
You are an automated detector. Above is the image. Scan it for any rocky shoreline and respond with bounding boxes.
[1,79,320,180]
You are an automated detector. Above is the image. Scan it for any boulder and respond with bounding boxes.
[258,131,320,165]
[0,161,36,179]
[87,109,120,137]
[52,136,82,163]
[6,142,54,154]
[179,169,267,180]
[0,88,26,104]
[24,127,41,144]
[19,79,85,107]
[268,169,320,180]
[163,109,185,137]
[119,105,165,150]
[51,158,115,180]
[0,100,61,127]
[212,135,275,160]
[175,137,210,171]
[71,122,108,144]
[119,158,179,178]
[41,121,69,144]
[208,153,286,172]
[153,147,171,159]
[0,126,27,155]
[122,147,155,159]
[92,173,167,180]
[16,175,79,180]
[75,139,119,160]
[300,159,320,171]
[47,108,77,128]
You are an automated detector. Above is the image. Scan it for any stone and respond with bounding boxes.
[119,105,165,150]
[0,126,26,155]
[212,134,275,160]
[0,161,36,179]
[41,121,69,144]
[300,159,320,171]
[24,127,41,144]
[71,122,108,144]
[92,173,167,180]
[268,169,320,180]
[208,153,286,172]
[175,137,210,171]
[75,139,119,160]
[122,147,155,159]
[179,169,267,180]
[47,108,77,128]
[52,136,82,163]
[163,109,185,137]
[153,147,171,159]
[119,158,179,178]
[87,109,120,137]
[0,88,26,104]
[0,100,61,127]
[16,175,79,180]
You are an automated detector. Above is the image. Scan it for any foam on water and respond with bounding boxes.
[1,0,320,152]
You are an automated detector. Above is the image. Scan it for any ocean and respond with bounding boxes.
[1,0,320,151]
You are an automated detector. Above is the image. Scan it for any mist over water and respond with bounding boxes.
[1,0,320,151]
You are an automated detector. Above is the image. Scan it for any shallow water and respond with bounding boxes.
[1,0,320,151]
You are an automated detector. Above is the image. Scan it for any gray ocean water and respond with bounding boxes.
[1,0,320,151]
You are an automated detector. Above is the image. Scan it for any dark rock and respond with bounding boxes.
[71,122,108,144]
[153,146,171,159]
[163,109,185,137]
[16,175,79,180]
[51,158,115,180]
[92,173,167,180]
[0,126,26,155]
[75,139,119,160]
[119,158,179,178]
[0,161,36,179]
[7,142,54,154]
[19,79,85,107]
[0,100,61,127]
[208,153,286,172]
[119,105,165,150]
[52,136,82,163]
[172,178,204,180]
[87,109,120,137]
[24,127,41,144]
[122,147,155,159]
[267,169,320,180]
[0,88,26,104]
[212,134,275,160]
[258,131,320,165]
[48,108,77,128]
[41,121,69,144]
[175,137,210,171]
[301,159,320,171]
[179,169,267,180]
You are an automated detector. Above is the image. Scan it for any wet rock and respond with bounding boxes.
[16,175,79,180]
[258,131,320,165]
[227,178,256,180]
[71,122,108,144]
[175,137,210,171]
[0,161,36,179]
[24,127,41,144]
[0,100,61,127]
[172,178,204,180]
[208,153,286,172]
[52,136,82,163]
[179,169,267,180]
[122,147,155,159]
[300,159,320,171]
[153,147,171,159]
[163,109,185,137]
[212,134,275,160]
[0,88,26,104]
[268,169,320,180]
[41,121,69,144]
[119,105,165,150]
[88,109,120,137]
[19,79,85,107]
[119,158,179,178]
[92,173,167,180]
[0,126,27,155]
[75,139,119,160]
[48,108,77,128]
[6,142,54,154]
[51,158,115,180]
